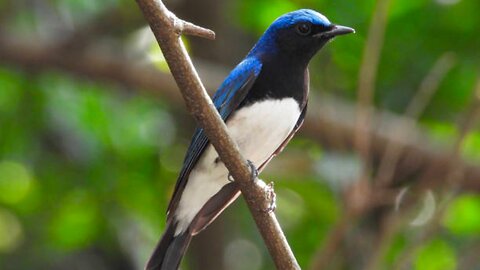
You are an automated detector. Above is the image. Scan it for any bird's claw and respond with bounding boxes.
[228,160,258,182]
[262,182,276,213]
[247,160,259,180]
[228,173,234,182]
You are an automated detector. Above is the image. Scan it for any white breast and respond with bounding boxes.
[174,98,301,234]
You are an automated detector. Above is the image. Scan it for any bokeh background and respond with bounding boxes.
[1,0,480,269]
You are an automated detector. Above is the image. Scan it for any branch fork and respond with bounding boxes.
[163,5,215,39]
[178,20,215,40]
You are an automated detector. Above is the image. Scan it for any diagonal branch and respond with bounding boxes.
[374,52,457,186]
[354,0,392,177]
[134,0,300,269]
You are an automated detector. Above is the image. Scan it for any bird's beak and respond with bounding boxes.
[314,24,355,39]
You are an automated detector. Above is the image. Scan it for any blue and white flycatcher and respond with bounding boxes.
[146,9,354,270]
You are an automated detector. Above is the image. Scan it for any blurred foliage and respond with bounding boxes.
[0,0,479,269]
[414,239,457,270]
[443,194,480,236]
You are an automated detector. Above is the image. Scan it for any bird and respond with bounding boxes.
[146,9,354,270]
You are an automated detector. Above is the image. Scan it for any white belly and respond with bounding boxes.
[174,98,301,234]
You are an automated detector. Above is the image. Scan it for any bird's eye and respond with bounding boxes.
[296,23,311,36]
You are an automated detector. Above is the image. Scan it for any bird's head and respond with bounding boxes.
[250,9,354,63]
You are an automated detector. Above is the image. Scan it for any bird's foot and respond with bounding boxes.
[263,182,277,213]
[246,160,259,180]
[228,160,258,182]
[227,173,234,182]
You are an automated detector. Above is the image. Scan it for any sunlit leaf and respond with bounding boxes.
[389,0,429,19]
[109,97,174,157]
[385,234,406,265]
[461,132,480,162]
[443,194,480,236]
[115,171,165,225]
[423,121,456,146]
[0,208,23,253]
[237,0,299,34]
[276,188,306,230]
[48,191,100,250]
[414,239,456,270]
[0,161,34,205]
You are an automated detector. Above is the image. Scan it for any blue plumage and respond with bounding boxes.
[147,9,354,270]
[249,9,331,56]
[213,57,263,118]
[166,57,262,214]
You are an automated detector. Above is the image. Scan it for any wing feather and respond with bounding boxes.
[166,57,262,216]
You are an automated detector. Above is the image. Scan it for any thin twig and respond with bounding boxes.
[365,213,401,270]
[309,214,353,270]
[179,20,215,40]
[312,1,393,267]
[134,0,300,269]
[392,76,480,270]
[365,53,457,270]
[375,53,457,187]
[405,53,457,119]
[354,0,393,176]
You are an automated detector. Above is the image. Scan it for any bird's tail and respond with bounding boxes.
[145,222,192,270]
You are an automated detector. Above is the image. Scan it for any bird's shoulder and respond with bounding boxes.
[212,56,263,117]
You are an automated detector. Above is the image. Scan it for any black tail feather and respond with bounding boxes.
[145,222,192,270]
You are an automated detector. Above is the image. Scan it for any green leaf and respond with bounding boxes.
[237,0,299,34]
[48,191,100,250]
[414,239,456,270]
[390,0,429,19]
[0,68,23,115]
[461,132,480,162]
[443,194,480,236]
[0,208,23,253]
[423,121,457,146]
[0,161,34,205]
[385,234,406,265]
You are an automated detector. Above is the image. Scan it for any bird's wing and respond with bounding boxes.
[166,57,263,217]
[188,102,308,235]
